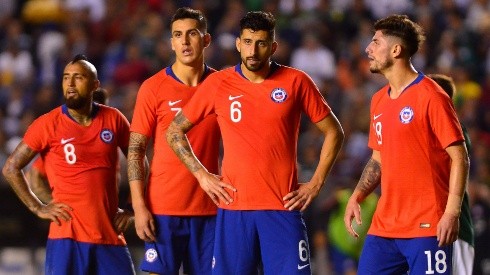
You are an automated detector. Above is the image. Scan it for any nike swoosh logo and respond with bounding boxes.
[373,113,382,120]
[168,100,182,106]
[297,264,310,270]
[228,95,244,100]
[61,137,75,144]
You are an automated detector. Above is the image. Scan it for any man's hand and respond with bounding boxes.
[283,183,320,211]
[35,202,73,226]
[133,205,156,242]
[437,212,459,247]
[196,171,236,206]
[114,208,134,234]
[343,198,362,238]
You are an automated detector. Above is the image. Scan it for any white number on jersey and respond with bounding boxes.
[230,101,242,123]
[63,143,77,164]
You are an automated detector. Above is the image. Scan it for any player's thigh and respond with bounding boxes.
[213,209,260,275]
[94,244,135,275]
[400,237,453,275]
[182,216,216,275]
[357,235,408,275]
[140,215,189,275]
[256,210,311,275]
[45,239,88,275]
[452,239,474,275]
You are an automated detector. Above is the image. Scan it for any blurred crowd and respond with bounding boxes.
[1,0,490,274]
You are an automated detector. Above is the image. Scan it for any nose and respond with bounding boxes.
[183,34,190,45]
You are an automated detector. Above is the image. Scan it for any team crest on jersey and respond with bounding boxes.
[145,248,158,263]
[100,129,114,143]
[270,88,288,103]
[399,106,414,124]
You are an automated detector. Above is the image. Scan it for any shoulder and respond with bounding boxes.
[139,68,171,91]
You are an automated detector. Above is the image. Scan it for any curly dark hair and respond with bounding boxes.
[239,11,276,40]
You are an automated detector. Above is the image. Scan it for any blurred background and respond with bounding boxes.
[0,0,489,274]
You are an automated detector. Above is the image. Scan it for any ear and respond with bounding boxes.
[392,44,403,58]
[203,33,211,48]
[271,41,278,55]
[235,37,241,53]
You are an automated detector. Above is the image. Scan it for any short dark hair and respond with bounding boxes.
[171,7,207,33]
[239,11,276,40]
[373,14,425,57]
[69,54,98,79]
[427,74,456,99]
[70,54,89,64]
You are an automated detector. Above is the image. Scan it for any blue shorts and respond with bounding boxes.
[45,238,135,275]
[358,235,453,275]
[212,209,311,274]
[140,215,216,275]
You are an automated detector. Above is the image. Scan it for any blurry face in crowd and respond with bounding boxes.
[365,30,396,74]
[171,18,210,66]
[236,29,277,72]
[62,61,98,110]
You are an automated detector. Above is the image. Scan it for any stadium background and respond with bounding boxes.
[0,0,489,274]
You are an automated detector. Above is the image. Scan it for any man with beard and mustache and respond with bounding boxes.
[166,11,344,274]
[343,15,469,275]
[2,54,136,275]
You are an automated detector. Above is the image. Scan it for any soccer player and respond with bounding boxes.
[428,73,475,274]
[343,15,470,274]
[127,7,220,275]
[28,88,110,204]
[166,11,344,274]
[2,54,135,275]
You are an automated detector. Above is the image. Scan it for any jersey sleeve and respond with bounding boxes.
[115,108,131,150]
[23,115,49,152]
[182,74,219,125]
[427,91,464,148]
[130,80,157,137]
[298,72,331,123]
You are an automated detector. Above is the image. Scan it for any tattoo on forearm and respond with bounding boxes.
[127,133,147,182]
[166,115,201,173]
[356,158,381,195]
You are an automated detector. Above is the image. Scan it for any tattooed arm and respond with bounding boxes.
[2,141,72,225]
[127,132,154,241]
[166,112,235,206]
[343,150,381,238]
[28,167,52,204]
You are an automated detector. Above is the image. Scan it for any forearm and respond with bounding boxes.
[352,158,381,202]
[127,132,149,208]
[4,167,44,213]
[166,119,205,175]
[445,145,470,216]
[29,174,52,204]
[2,142,43,213]
[310,121,344,190]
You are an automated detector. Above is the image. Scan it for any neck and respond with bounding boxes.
[241,62,271,83]
[67,104,93,126]
[172,62,205,87]
[385,62,418,98]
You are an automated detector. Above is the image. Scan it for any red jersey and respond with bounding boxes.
[183,63,331,210]
[23,104,130,245]
[130,66,220,215]
[367,74,464,238]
